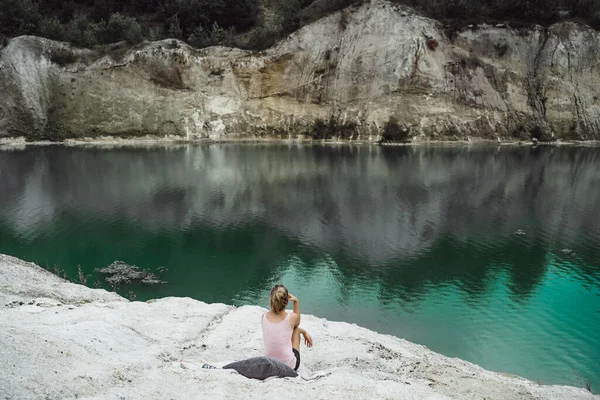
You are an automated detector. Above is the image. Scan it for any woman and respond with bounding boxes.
[261,284,313,371]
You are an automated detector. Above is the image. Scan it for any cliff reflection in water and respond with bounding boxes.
[1,144,600,301]
[1,143,600,387]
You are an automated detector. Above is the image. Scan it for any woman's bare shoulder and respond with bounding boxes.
[288,311,299,327]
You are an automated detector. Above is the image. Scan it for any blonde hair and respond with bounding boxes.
[269,284,288,313]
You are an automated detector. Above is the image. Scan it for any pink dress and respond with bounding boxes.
[261,312,296,369]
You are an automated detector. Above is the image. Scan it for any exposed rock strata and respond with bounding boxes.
[0,0,599,141]
[1,253,597,399]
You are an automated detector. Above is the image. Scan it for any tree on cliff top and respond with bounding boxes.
[0,0,599,50]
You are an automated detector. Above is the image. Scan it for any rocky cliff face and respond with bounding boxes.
[0,0,599,141]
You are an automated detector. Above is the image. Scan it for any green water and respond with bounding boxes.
[0,144,599,388]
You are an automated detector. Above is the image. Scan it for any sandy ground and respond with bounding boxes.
[0,253,596,399]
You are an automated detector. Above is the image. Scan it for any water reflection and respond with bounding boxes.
[0,143,599,386]
[1,144,600,294]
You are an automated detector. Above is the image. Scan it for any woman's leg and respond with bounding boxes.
[291,327,302,371]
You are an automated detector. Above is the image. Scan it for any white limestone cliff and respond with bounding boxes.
[0,1,599,142]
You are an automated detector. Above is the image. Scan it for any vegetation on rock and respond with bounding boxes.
[0,0,598,50]
[380,116,411,143]
[308,116,358,140]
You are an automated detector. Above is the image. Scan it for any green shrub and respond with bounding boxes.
[65,14,102,47]
[310,117,333,139]
[224,0,260,31]
[57,1,77,23]
[188,25,210,48]
[103,13,143,45]
[590,8,600,29]
[210,22,236,47]
[306,116,357,140]
[92,0,122,22]
[243,25,278,50]
[3,0,599,52]
[381,116,410,143]
[62,12,144,47]
[338,120,357,139]
[161,0,258,38]
[300,0,360,26]
[167,14,183,39]
[0,0,40,36]
[276,0,303,34]
[39,17,67,42]
[47,46,78,66]
[82,23,104,47]
[129,0,163,13]
[530,125,552,142]
[187,22,234,48]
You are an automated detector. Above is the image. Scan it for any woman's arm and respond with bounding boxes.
[288,293,301,327]
[297,327,313,347]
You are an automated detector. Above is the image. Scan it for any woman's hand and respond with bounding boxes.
[288,294,298,303]
[303,331,313,348]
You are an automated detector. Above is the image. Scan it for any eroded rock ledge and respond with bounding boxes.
[0,0,599,143]
[0,253,596,399]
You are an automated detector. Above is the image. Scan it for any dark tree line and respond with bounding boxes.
[404,0,600,25]
[0,0,261,47]
[0,0,598,49]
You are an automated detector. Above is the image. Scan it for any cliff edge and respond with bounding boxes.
[0,0,599,142]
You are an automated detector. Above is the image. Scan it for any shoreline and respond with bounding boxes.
[0,253,596,399]
[2,135,600,149]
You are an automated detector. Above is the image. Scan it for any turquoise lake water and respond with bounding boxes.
[0,143,598,389]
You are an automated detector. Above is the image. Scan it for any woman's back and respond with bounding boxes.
[262,311,296,369]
